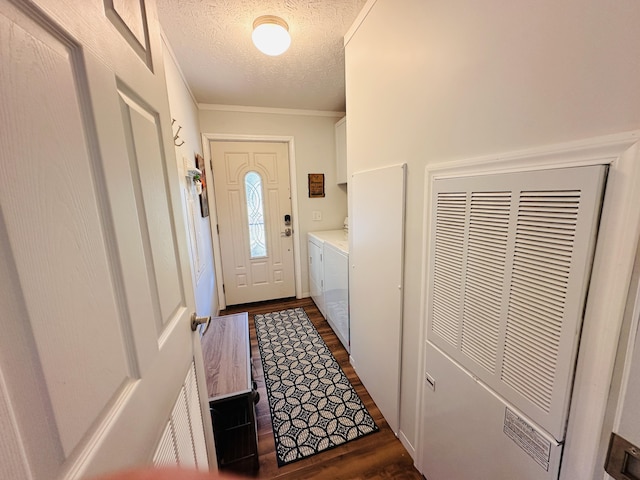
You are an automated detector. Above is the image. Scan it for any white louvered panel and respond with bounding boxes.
[429,165,606,441]
[153,422,178,467]
[431,192,467,347]
[185,363,208,470]
[501,191,580,413]
[171,386,197,468]
[461,192,511,373]
[153,362,208,468]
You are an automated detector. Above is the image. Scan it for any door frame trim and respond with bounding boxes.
[201,133,301,310]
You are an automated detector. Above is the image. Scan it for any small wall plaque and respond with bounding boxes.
[308,173,325,198]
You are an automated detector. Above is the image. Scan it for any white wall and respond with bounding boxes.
[345,0,640,460]
[163,39,218,317]
[198,108,348,297]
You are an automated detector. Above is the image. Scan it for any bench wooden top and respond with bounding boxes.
[200,312,251,401]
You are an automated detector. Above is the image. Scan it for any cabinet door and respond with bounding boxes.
[324,244,350,352]
[335,117,347,184]
[308,238,326,316]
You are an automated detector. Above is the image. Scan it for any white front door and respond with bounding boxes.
[210,141,295,306]
[0,1,209,478]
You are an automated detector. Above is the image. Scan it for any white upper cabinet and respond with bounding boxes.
[335,116,347,184]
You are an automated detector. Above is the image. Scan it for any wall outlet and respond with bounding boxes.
[312,211,322,221]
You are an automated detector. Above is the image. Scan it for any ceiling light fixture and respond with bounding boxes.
[252,15,291,56]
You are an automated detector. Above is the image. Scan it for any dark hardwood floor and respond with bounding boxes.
[219,297,423,480]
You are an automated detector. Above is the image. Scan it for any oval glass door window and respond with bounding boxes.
[245,171,267,258]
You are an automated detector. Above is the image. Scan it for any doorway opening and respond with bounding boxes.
[202,134,302,310]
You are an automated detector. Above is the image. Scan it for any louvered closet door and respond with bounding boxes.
[427,165,606,441]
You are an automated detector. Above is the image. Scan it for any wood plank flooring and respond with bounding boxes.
[220,297,423,480]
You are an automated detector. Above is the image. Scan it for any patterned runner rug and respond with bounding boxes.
[254,307,378,466]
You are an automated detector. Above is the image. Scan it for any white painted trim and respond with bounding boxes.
[287,138,302,300]
[561,137,640,480]
[599,249,640,478]
[201,133,303,309]
[198,103,345,118]
[200,137,225,311]
[612,254,640,430]
[414,130,640,480]
[415,160,434,474]
[159,29,199,108]
[344,0,378,48]
[399,429,415,461]
[425,130,638,178]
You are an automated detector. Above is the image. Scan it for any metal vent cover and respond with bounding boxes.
[432,192,466,347]
[501,190,580,412]
[461,191,511,374]
[427,165,605,440]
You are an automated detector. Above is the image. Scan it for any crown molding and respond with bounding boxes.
[160,28,198,108]
[344,0,378,47]
[198,103,345,118]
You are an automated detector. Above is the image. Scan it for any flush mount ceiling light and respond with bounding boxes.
[252,15,291,56]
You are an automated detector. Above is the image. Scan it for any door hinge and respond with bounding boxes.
[222,284,225,293]
[210,159,213,171]
[216,224,219,234]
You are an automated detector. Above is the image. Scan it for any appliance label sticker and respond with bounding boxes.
[503,408,551,471]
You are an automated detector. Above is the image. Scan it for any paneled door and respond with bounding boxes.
[0,1,210,478]
[211,141,295,306]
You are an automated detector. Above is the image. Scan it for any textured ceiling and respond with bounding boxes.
[156,0,368,112]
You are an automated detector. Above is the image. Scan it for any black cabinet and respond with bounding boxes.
[201,313,259,473]
[210,390,259,472]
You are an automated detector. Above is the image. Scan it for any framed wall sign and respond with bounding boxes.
[308,173,325,198]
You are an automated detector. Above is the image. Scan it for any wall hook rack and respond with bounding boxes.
[172,118,185,146]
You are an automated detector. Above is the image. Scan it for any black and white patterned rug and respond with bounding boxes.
[254,307,378,466]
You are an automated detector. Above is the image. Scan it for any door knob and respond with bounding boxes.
[191,312,211,332]
[281,228,292,237]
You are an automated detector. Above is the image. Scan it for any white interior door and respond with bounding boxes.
[0,1,210,478]
[211,141,295,306]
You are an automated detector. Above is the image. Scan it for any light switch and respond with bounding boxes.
[312,211,322,221]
